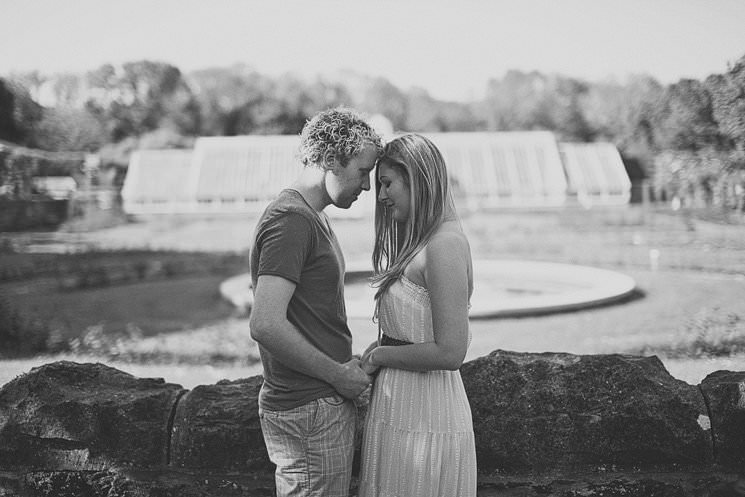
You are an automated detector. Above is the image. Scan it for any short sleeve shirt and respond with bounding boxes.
[250,189,351,410]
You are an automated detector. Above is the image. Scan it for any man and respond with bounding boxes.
[249,107,383,497]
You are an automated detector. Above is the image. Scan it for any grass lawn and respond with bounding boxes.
[3,266,743,389]
[467,269,745,354]
[2,275,237,341]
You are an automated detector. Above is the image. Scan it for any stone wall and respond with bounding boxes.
[1,350,744,496]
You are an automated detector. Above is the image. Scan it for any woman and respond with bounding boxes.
[358,134,477,497]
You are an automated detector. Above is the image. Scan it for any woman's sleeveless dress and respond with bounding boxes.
[358,276,477,497]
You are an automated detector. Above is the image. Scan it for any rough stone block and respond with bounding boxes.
[700,370,745,471]
[170,375,271,471]
[0,361,185,469]
[461,350,713,474]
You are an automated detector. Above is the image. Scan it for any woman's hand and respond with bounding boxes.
[362,340,378,357]
[360,340,380,375]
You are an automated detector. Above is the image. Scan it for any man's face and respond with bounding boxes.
[324,143,378,209]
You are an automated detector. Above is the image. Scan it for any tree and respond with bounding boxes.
[481,71,594,140]
[360,77,408,132]
[85,61,200,141]
[403,88,441,131]
[653,79,723,151]
[187,64,274,136]
[483,70,543,131]
[582,75,664,174]
[0,78,19,142]
[706,54,745,212]
[0,79,43,147]
[47,73,85,107]
[707,54,745,151]
[34,106,106,152]
[223,94,288,135]
[549,78,595,142]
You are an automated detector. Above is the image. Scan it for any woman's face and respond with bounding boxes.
[377,161,410,222]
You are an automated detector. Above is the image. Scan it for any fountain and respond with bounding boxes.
[221,260,636,320]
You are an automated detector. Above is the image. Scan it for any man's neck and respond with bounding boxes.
[292,167,330,213]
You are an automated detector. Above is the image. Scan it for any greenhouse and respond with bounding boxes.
[122,131,631,217]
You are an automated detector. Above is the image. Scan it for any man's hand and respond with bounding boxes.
[332,358,372,399]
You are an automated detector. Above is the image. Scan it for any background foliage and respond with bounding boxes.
[1,56,745,207]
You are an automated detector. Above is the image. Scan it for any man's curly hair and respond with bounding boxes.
[298,107,383,169]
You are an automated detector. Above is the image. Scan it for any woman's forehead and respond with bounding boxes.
[377,160,401,177]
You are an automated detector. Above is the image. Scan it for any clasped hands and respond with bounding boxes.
[333,341,381,399]
[360,340,380,375]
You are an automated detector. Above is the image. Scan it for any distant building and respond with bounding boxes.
[424,131,568,209]
[122,131,631,217]
[121,149,194,214]
[559,142,631,207]
[32,176,78,200]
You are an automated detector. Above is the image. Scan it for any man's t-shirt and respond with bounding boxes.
[250,189,351,410]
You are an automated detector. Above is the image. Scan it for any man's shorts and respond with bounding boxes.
[259,395,357,497]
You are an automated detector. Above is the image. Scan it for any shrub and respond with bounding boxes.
[683,308,745,356]
[0,296,58,356]
[636,307,745,358]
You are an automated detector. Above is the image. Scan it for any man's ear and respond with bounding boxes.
[327,158,343,175]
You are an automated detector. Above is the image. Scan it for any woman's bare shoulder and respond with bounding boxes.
[406,223,472,287]
[425,225,473,292]
[428,225,470,254]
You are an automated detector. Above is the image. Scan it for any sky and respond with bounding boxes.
[2,0,745,101]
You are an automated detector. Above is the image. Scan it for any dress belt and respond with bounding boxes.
[380,334,413,346]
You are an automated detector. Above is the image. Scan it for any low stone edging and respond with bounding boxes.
[1,350,744,496]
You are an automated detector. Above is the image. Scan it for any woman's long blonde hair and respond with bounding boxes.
[371,134,457,309]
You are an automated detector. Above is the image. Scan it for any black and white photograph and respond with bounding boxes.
[1,0,745,495]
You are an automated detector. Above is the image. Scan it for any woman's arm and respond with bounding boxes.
[365,233,471,372]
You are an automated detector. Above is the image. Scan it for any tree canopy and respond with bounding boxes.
[1,53,744,193]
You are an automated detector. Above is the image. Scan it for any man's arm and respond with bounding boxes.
[249,274,370,398]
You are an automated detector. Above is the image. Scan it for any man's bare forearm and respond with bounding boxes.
[253,319,344,383]
[251,318,371,398]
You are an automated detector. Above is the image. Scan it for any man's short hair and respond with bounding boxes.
[299,107,383,169]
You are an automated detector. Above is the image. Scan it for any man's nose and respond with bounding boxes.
[361,175,371,191]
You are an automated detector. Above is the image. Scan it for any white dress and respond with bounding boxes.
[358,275,477,497]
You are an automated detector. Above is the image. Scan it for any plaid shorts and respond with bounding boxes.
[259,395,357,497]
